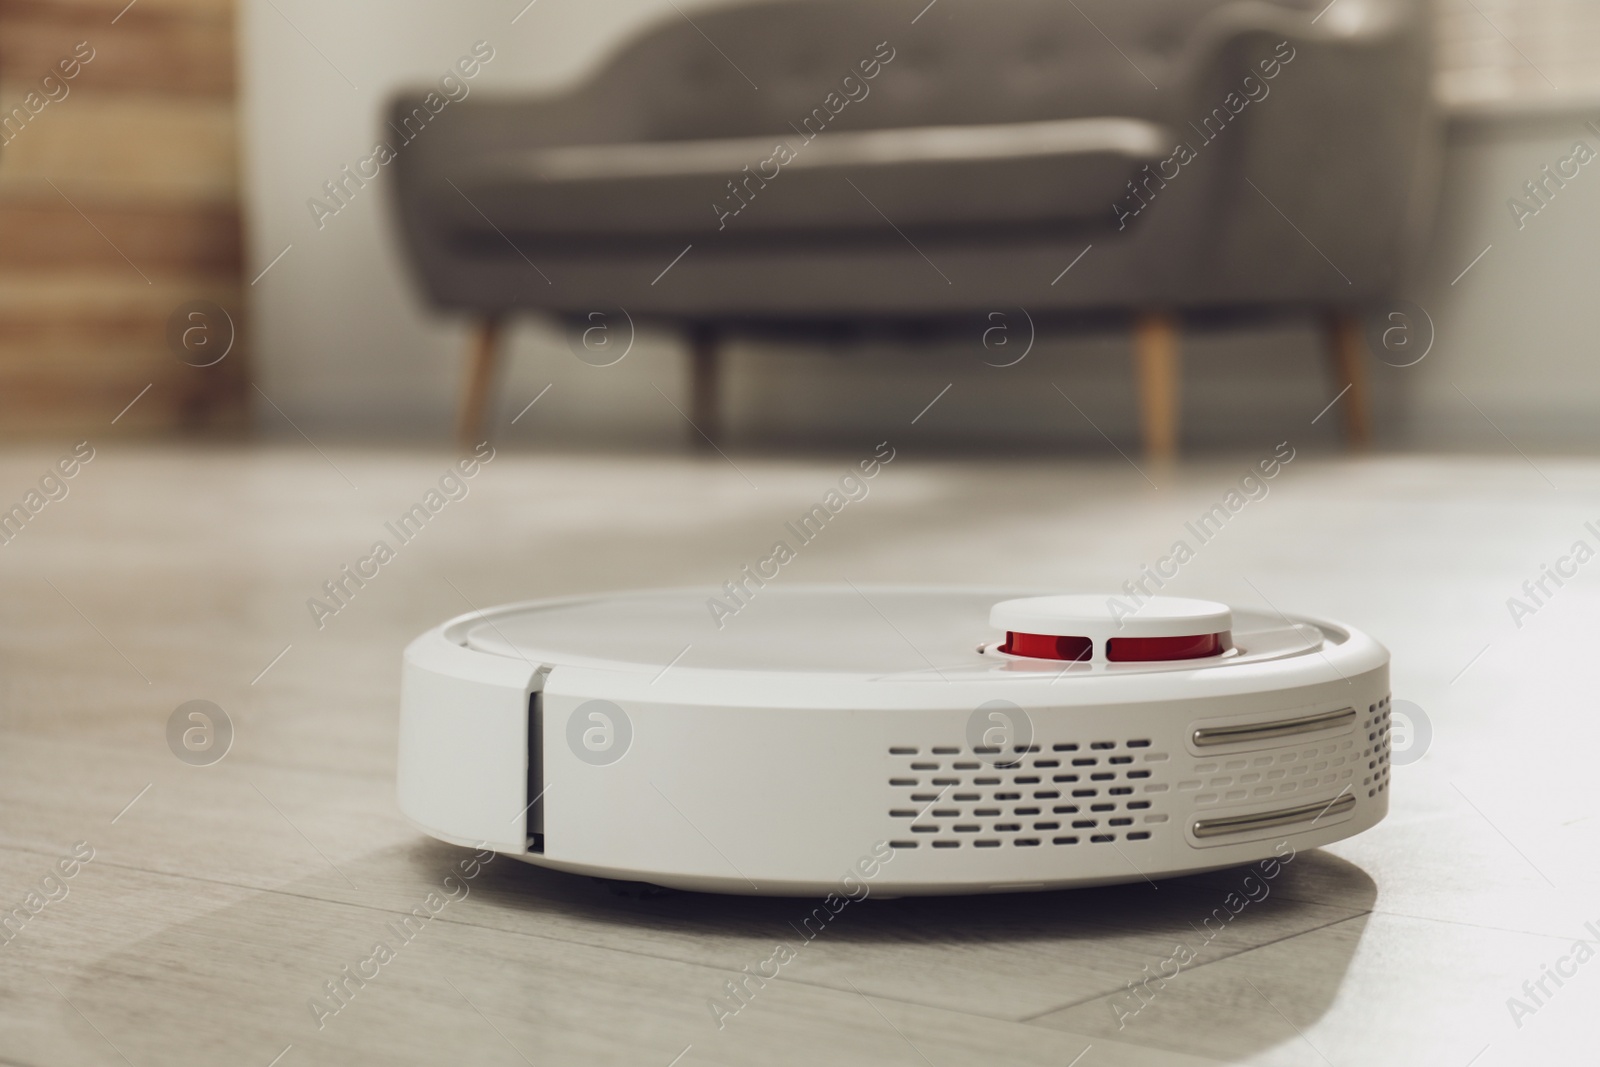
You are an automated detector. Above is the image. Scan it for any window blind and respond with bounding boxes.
[1436,0,1600,111]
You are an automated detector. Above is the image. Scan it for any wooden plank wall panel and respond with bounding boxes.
[0,97,238,201]
[0,0,244,436]
[0,202,241,272]
[0,3,234,95]
[0,276,241,429]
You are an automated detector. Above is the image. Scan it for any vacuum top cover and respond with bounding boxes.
[457,585,1334,678]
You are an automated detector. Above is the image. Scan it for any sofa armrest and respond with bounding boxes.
[1162,0,1438,294]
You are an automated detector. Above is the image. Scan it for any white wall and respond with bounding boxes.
[1401,111,1600,449]
[240,0,695,445]
[240,0,1600,451]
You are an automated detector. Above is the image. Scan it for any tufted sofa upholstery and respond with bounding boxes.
[392,0,1435,321]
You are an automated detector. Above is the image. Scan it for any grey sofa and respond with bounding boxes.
[391,0,1438,454]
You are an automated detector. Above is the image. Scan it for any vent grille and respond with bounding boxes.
[1363,695,1392,798]
[1181,742,1358,808]
[885,738,1169,849]
[1178,697,1391,809]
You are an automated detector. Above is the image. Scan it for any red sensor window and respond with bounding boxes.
[1001,632,1092,661]
[1106,633,1225,662]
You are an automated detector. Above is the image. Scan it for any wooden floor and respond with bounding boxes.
[0,443,1595,1066]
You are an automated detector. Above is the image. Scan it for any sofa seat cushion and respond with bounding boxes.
[445,117,1169,242]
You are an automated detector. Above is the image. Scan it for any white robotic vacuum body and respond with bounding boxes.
[398,586,1391,895]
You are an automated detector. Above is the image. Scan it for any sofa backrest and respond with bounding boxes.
[584,0,1331,141]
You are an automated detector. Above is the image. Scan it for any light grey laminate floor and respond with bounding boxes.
[0,443,1592,1066]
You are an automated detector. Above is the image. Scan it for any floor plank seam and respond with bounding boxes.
[0,851,984,992]
[1013,908,1375,1022]
[0,847,1204,1027]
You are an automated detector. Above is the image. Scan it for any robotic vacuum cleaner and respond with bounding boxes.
[398,586,1391,895]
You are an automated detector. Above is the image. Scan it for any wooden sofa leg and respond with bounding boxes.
[1133,311,1180,462]
[1326,311,1373,451]
[457,317,503,450]
[687,324,721,450]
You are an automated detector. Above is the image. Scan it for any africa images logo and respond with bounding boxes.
[567,700,632,766]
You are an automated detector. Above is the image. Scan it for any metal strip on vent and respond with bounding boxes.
[1192,793,1357,840]
[1191,707,1355,749]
